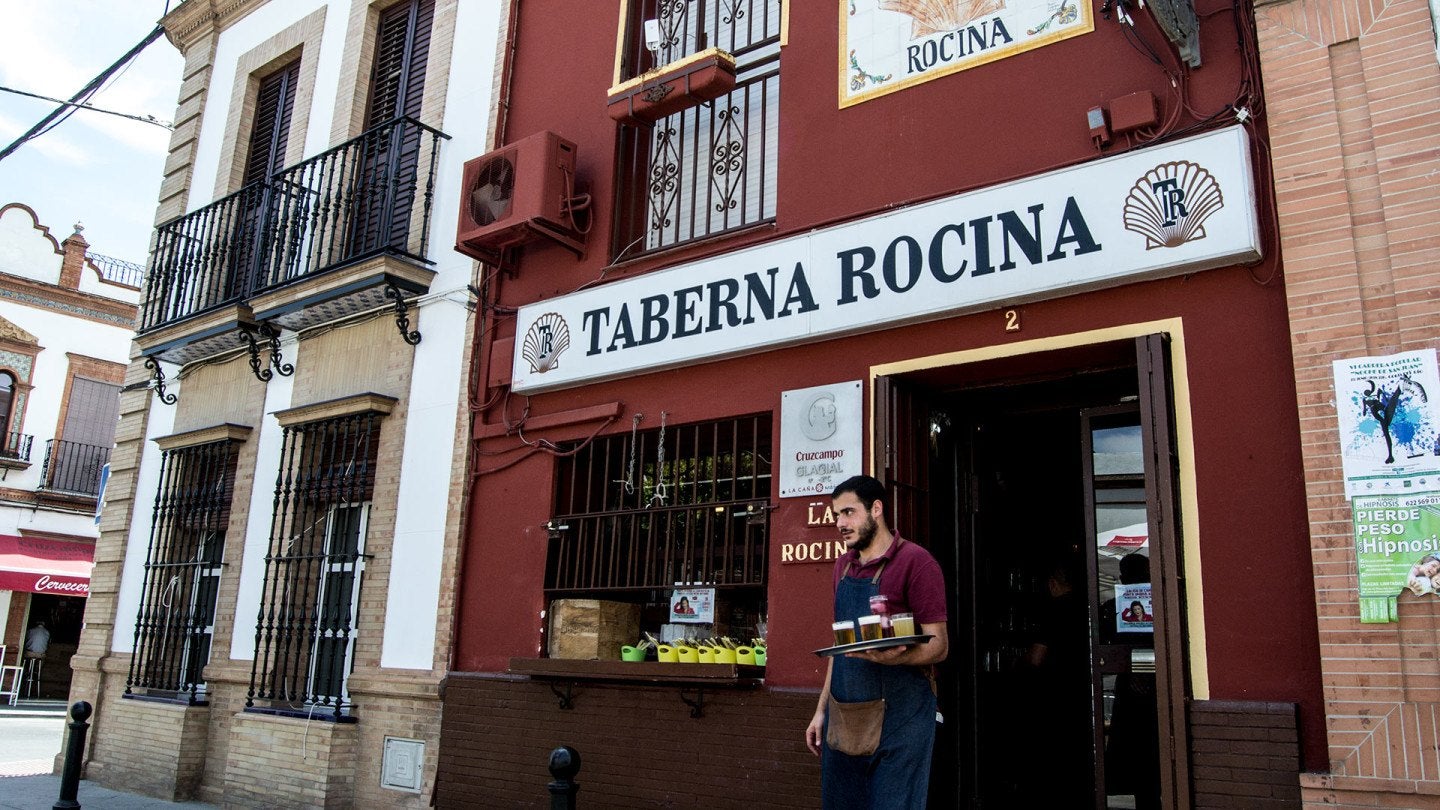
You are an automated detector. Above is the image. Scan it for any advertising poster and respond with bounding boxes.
[1332,348,1440,499]
[780,381,863,498]
[1115,583,1153,633]
[841,0,1094,107]
[670,588,716,624]
[1354,493,1440,623]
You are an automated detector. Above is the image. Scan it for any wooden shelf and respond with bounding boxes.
[508,657,764,687]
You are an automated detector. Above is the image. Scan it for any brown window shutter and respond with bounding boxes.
[242,59,300,186]
[366,0,433,127]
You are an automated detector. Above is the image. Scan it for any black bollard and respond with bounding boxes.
[547,745,581,810]
[53,700,92,810]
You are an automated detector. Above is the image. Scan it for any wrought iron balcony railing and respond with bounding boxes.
[139,117,448,333]
[1,431,33,462]
[87,251,146,288]
[39,439,111,496]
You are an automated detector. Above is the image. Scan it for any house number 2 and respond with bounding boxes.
[1004,309,1021,332]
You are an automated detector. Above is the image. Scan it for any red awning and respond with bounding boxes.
[0,534,93,596]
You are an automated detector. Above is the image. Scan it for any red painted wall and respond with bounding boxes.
[455,0,1324,768]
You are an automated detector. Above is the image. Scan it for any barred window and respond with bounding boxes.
[128,438,241,703]
[247,411,380,719]
[547,414,771,640]
[614,0,782,255]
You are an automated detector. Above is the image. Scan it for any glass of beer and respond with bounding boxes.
[858,615,884,642]
[832,620,857,645]
[890,613,916,637]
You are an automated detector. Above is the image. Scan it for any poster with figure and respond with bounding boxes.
[1115,583,1153,633]
[1332,349,1440,499]
[780,381,863,497]
[1353,493,1440,623]
[840,0,1093,107]
[670,588,715,623]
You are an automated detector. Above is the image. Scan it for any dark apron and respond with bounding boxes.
[822,547,936,809]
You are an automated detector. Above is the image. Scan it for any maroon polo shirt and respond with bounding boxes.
[832,534,948,625]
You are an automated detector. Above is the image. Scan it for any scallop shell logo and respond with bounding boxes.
[522,313,571,374]
[1122,160,1224,249]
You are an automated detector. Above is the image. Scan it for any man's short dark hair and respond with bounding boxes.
[831,475,887,510]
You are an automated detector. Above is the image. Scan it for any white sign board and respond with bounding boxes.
[780,381,863,498]
[513,126,1260,394]
[1333,348,1440,499]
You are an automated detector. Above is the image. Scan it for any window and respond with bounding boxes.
[547,414,772,640]
[614,0,782,255]
[347,0,435,257]
[247,411,380,718]
[43,376,119,495]
[127,438,241,702]
[0,372,20,460]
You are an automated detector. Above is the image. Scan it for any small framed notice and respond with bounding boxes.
[670,588,716,623]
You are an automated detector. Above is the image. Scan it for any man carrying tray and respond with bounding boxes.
[805,475,949,809]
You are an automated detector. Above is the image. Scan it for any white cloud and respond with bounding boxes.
[0,112,93,166]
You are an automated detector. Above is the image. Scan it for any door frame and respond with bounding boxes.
[869,323,1200,808]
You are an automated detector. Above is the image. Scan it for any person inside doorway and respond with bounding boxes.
[24,621,50,660]
[1103,553,1161,809]
[804,475,949,809]
[1024,562,1093,807]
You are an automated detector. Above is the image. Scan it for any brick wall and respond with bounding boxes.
[85,694,210,800]
[1191,700,1303,809]
[437,674,821,808]
[1252,0,1440,804]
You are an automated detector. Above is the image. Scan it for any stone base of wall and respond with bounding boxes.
[223,710,358,808]
[85,694,210,801]
[1302,775,1440,809]
[437,672,820,808]
[1190,700,1303,809]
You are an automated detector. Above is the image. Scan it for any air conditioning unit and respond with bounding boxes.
[455,131,586,263]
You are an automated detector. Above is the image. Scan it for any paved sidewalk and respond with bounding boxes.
[0,774,217,809]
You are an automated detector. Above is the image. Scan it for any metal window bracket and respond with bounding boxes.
[550,681,575,710]
[238,323,294,383]
[144,356,178,405]
[384,283,422,345]
[679,687,706,718]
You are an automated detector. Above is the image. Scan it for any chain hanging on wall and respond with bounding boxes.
[143,356,177,405]
[649,411,669,507]
[615,413,643,498]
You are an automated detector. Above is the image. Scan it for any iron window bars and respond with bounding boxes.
[127,438,241,703]
[247,411,380,719]
[547,413,771,593]
[614,0,782,256]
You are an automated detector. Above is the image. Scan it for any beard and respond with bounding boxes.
[845,513,879,551]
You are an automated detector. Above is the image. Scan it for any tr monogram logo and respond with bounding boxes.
[521,313,571,374]
[1122,160,1225,250]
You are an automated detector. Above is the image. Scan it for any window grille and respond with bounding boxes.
[247,412,380,719]
[548,414,771,594]
[127,439,240,703]
[614,0,782,256]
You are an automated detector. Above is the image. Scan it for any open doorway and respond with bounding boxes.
[878,336,1187,809]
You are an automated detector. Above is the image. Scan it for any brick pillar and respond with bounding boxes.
[59,225,89,290]
[1252,0,1440,804]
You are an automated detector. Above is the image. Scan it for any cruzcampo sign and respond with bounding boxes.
[1354,493,1440,623]
[511,126,1260,394]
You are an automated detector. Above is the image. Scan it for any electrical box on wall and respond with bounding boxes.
[455,130,586,264]
[381,737,424,793]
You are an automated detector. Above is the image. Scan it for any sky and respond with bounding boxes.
[0,1,183,266]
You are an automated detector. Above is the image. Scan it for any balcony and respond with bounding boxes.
[136,117,449,366]
[1,431,33,476]
[39,439,110,499]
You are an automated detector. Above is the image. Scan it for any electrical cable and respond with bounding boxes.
[0,24,166,163]
[0,85,172,128]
